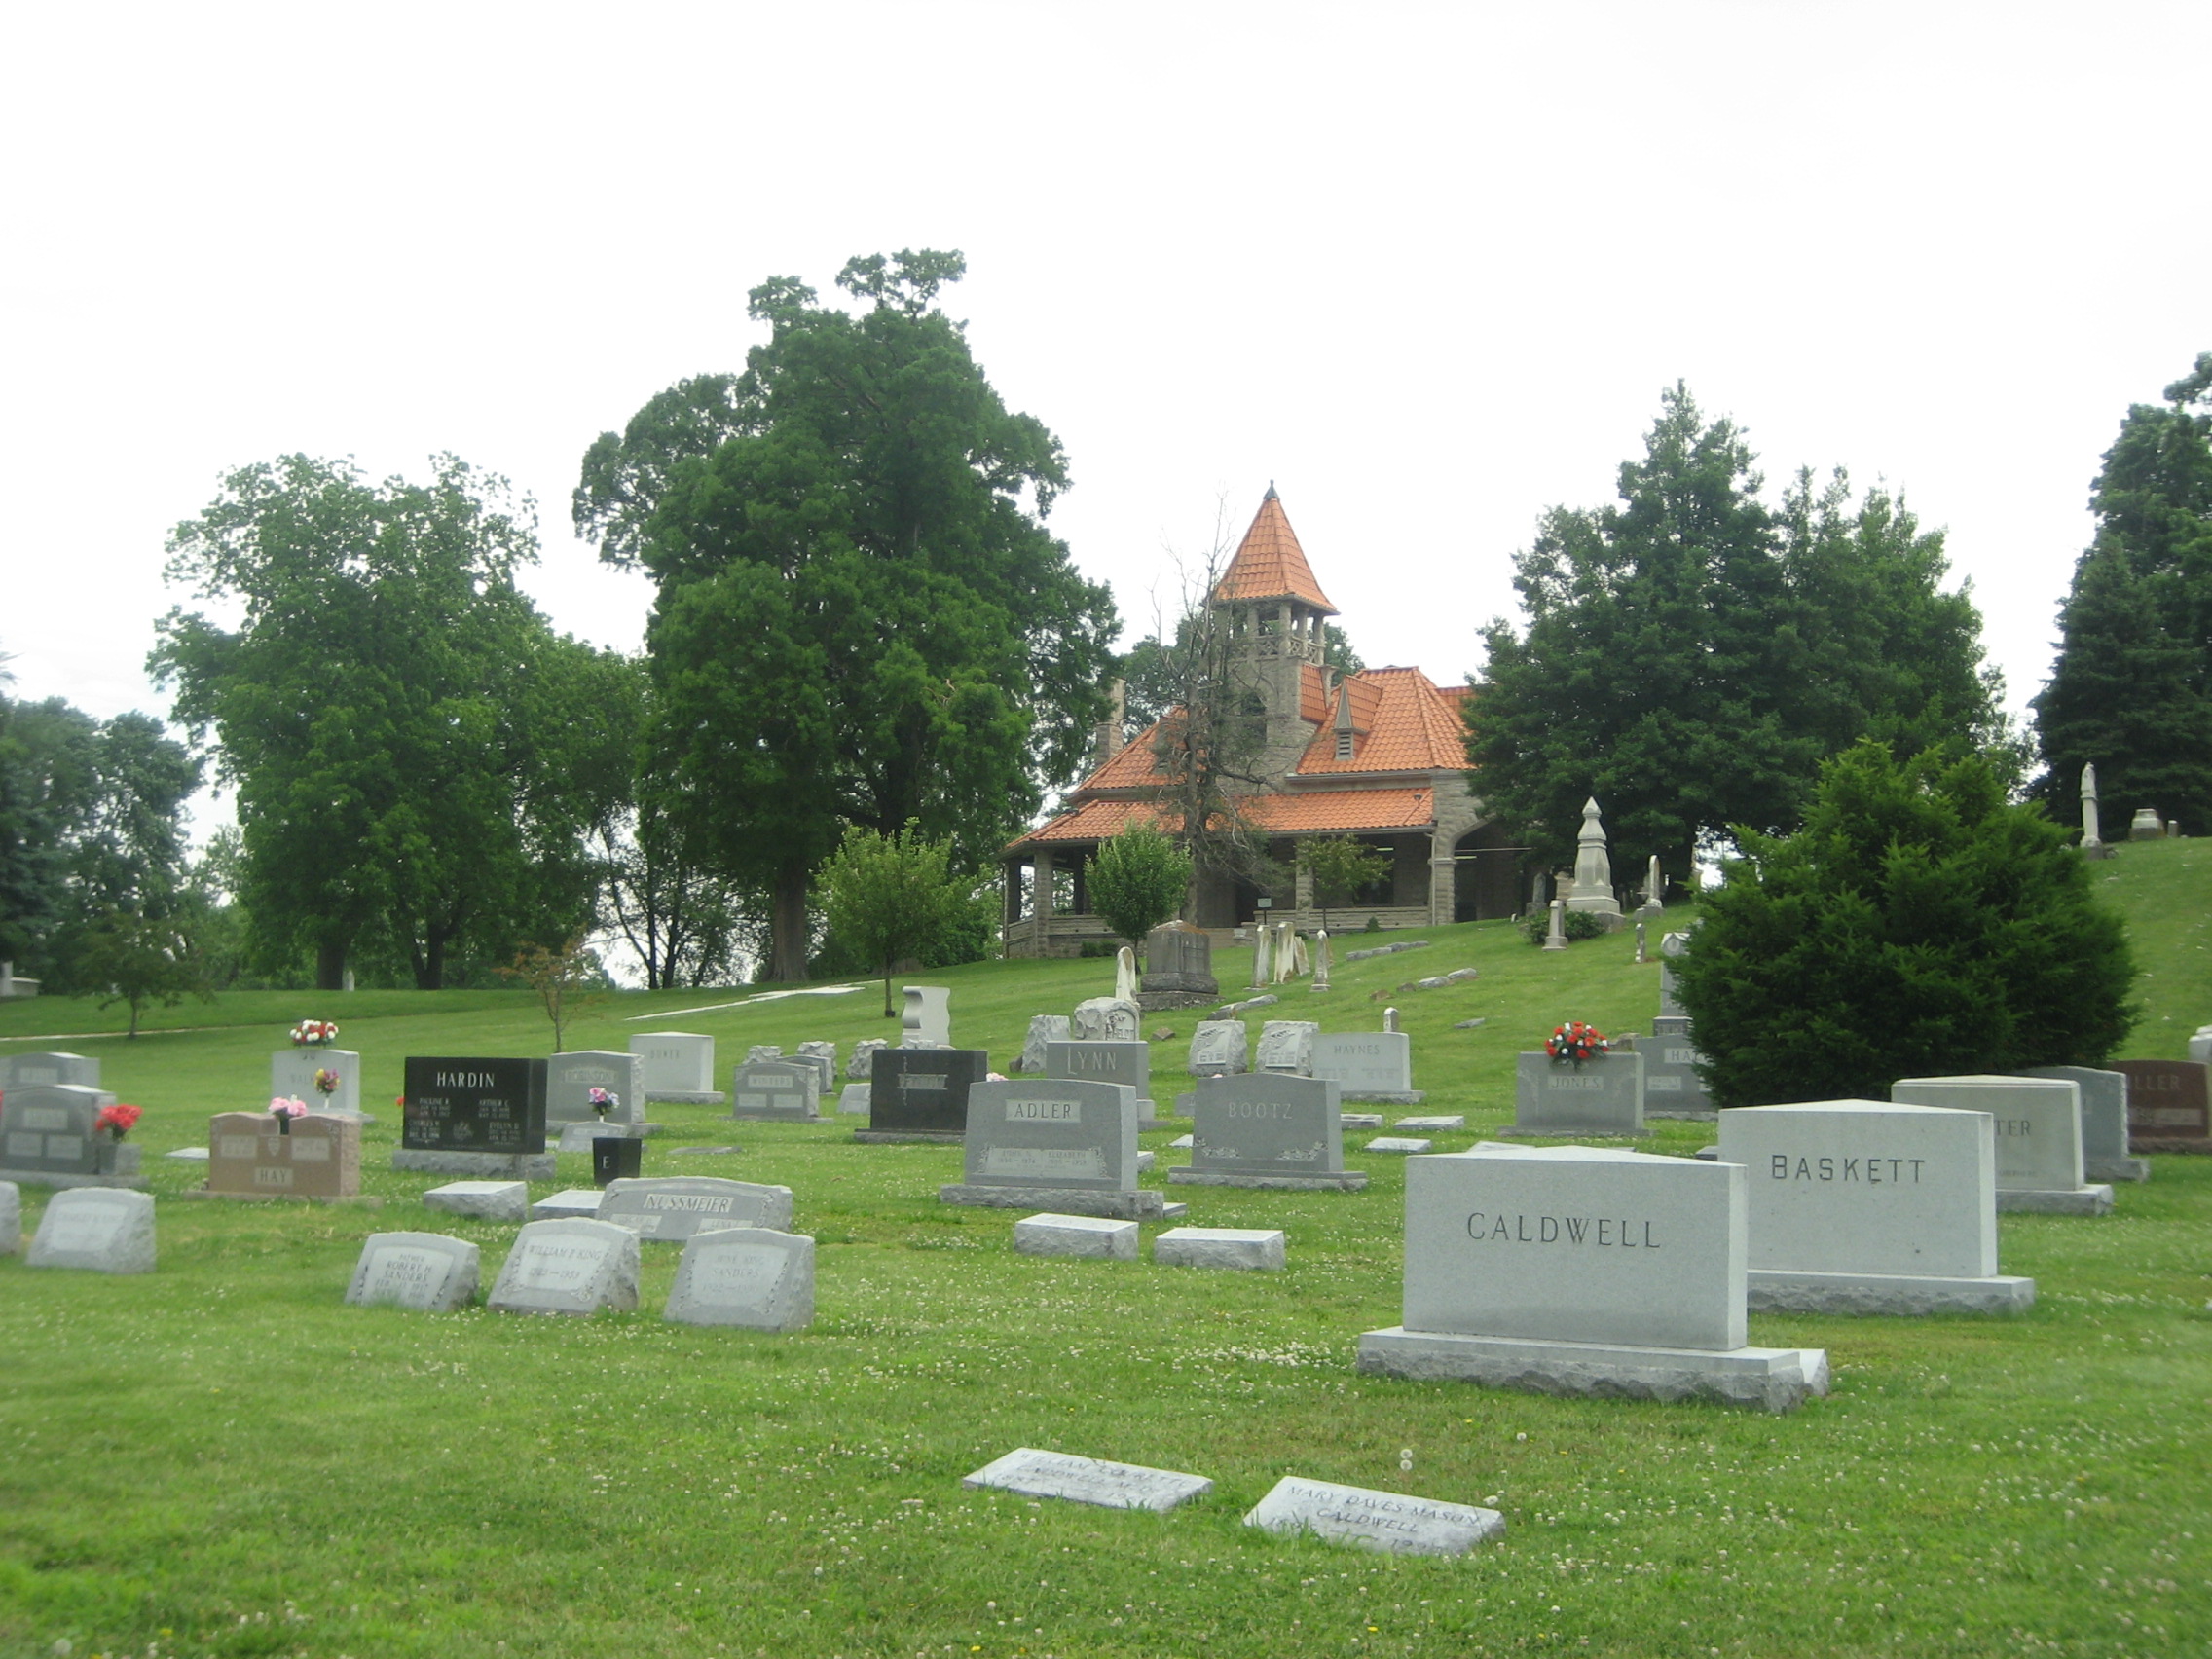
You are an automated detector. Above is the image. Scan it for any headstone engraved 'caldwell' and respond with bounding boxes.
[859,1048,990,1143]
[727,1057,821,1123]
[546,1051,645,1125]
[1243,1477,1505,1556]
[1509,1051,1647,1137]
[1357,1145,1828,1413]
[1187,1021,1249,1078]
[487,1218,641,1315]
[663,1226,815,1331]
[629,1032,724,1105]
[2015,1065,2150,1181]
[1717,1100,2034,1313]
[1310,1032,1423,1104]
[596,1176,794,1241]
[1170,1074,1366,1191]
[1045,1039,1158,1122]
[345,1232,480,1311]
[0,1083,140,1187]
[940,1077,1161,1219]
[902,984,953,1048]
[204,1110,362,1199]
[272,1047,364,1117]
[397,1057,552,1179]
[1890,1074,2114,1214]
[1,1051,98,1090]
[962,1448,1212,1512]
[25,1187,156,1274]
[2111,1059,2212,1154]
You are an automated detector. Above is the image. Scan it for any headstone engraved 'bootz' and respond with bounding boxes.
[1717,1100,2034,1313]
[1890,1074,2114,1215]
[860,1048,990,1142]
[1357,1146,1828,1413]
[962,1448,1212,1512]
[272,1048,364,1117]
[1310,1032,1423,1104]
[727,1058,821,1123]
[2111,1059,2212,1154]
[940,1077,1161,1220]
[396,1057,553,1179]
[1171,1073,1366,1191]
[663,1226,815,1331]
[0,1083,140,1187]
[902,985,953,1049]
[596,1176,794,1241]
[1509,1051,1647,1137]
[630,1032,724,1104]
[25,1187,156,1274]
[1,1051,99,1091]
[205,1110,362,1199]
[1244,1477,1505,1556]
[2015,1065,2150,1181]
[546,1051,645,1125]
[1045,1039,1157,1121]
[1187,1021,1249,1078]
[345,1231,481,1311]
[487,1218,641,1315]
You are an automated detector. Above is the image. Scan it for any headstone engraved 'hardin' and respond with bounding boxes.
[2015,1065,2150,1181]
[663,1226,815,1331]
[206,1110,362,1198]
[1,1051,99,1091]
[1716,1100,2035,1313]
[1310,1032,1422,1103]
[546,1051,645,1125]
[1511,1051,1647,1137]
[1890,1073,2114,1214]
[1187,1020,1249,1077]
[962,1448,1213,1513]
[25,1187,157,1274]
[1,1083,115,1177]
[1243,1477,1506,1556]
[629,1032,722,1102]
[487,1218,641,1315]
[727,1057,821,1123]
[863,1048,990,1140]
[2111,1059,2212,1154]
[1170,1073,1366,1190]
[271,1047,363,1116]
[401,1057,548,1155]
[596,1176,795,1241]
[345,1231,481,1311]
[1356,1145,1828,1413]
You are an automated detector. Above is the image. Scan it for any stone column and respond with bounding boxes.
[1429,830,1456,926]
[1294,855,1313,919]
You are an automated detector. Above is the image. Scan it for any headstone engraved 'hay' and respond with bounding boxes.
[1243,1477,1505,1556]
[205,1110,361,1198]
[962,1448,1212,1512]
[345,1231,480,1310]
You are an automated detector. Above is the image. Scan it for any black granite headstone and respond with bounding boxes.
[401,1057,548,1154]
[592,1136,644,1186]
[867,1048,990,1137]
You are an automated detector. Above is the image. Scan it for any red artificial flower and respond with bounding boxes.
[96,1104,143,1140]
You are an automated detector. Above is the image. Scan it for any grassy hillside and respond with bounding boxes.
[2086,834,2212,1055]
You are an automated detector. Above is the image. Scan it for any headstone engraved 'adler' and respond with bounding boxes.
[663,1226,816,1331]
[596,1176,794,1241]
[1717,1100,2034,1313]
[727,1057,821,1122]
[1357,1145,1828,1413]
[487,1218,641,1315]
[1244,1477,1505,1556]
[25,1187,156,1274]
[2111,1059,2212,1154]
[859,1048,990,1142]
[272,1048,364,1117]
[940,1077,1161,1219]
[345,1231,480,1311]
[205,1110,362,1199]
[1890,1074,2114,1214]
[630,1032,724,1104]
[1170,1073,1366,1191]
[546,1051,644,1125]
[962,1448,1212,1512]
[1310,1032,1423,1104]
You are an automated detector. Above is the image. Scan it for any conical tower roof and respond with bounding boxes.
[1209,486,1338,614]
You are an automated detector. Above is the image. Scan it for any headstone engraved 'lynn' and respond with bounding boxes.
[345,1231,481,1311]
[1170,1073,1366,1191]
[1509,1051,1647,1137]
[630,1032,724,1104]
[2111,1059,2212,1154]
[1890,1074,2114,1214]
[663,1226,815,1331]
[25,1187,156,1274]
[596,1176,794,1241]
[546,1051,645,1125]
[1045,1039,1156,1119]
[727,1057,821,1123]
[1357,1145,1828,1413]
[205,1110,362,1199]
[1310,1032,1422,1104]
[487,1218,641,1315]
[1243,1477,1505,1556]
[940,1077,1161,1219]
[272,1048,364,1116]
[860,1048,990,1142]
[962,1448,1213,1512]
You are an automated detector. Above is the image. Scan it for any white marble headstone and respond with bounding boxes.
[962,1448,1212,1512]
[487,1218,641,1315]
[346,1231,481,1310]
[1244,1476,1505,1556]
[663,1226,815,1331]
[25,1187,155,1274]
[1890,1074,2085,1192]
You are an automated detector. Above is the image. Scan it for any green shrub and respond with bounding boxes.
[1519,908,1611,945]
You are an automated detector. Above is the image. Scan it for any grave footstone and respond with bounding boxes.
[1243,1477,1505,1556]
[2015,1066,2150,1181]
[1717,1100,2034,1314]
[397,1057,550,1181]
[25,1187,156,1274]
[1014,1212,1139,1260]
[2111,1059,2212,1154]
[204,1110,362,1200]
[1396,1115,1464,1131]
[487,1218,641,1315]
[1310,1033,1423,1103]
[1187,1021,1248,1078]
[727,1058,821,1123]
[1170,1074,1366,1191]
[1254,1020,1318,1075]
[902,985,953,1048]
[559,1118,645,1153]
[1890,1074,2114,1214]
[859,1048,990,1142]
[1340,1112,1384,1129]
[0,1180,18,1254]
[546,1051,645,1126]
[532,1189,605,1221]
[1508,1052,1647,1137]
[1070,996,1140,1043]
[424,1181,529,1223]
[1015,1015,1072,1074]
[0,1082,142,1188]
[1365,1136,1432,1155]
[272,1047,364,1118]
[664,1226,815,1331]
[0,1051,97,1090]
[1155,1226,1285,1270]
[940,1077,1161,1219]
[962,1449,1212,1512]
[1357,1145,1828,1413]
[1045,1040,1158,1123]
[596,1175,794,1241]
[630,1032,725,1105]
[345,1232,480,1310]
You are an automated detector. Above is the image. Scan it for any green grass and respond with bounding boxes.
[2,862,2208,1659]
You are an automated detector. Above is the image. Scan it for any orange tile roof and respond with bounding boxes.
[1209,490,1338,614]
[1082,718,1177,790]
[1300,663,1331,725]
[1012,788,1438,848]
[1298,667,1470,775]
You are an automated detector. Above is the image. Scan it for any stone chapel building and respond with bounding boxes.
[1001,489,1523,955]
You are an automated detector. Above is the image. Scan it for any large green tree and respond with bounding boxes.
[576,250,1119,979]
[154,455,632,989]
[2033,353,2212,830]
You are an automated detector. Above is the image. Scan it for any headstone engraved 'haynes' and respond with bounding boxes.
[859,1048,990,1142]
[1243,1477,1505,1557]
[962,1448,1212,1512]
[727,1057,821,1123]
[1254,1020,1318,1075]
[272,1047,364,1116]
[1358,1145,1828,1413]
[1015,1014,1072,1074]
[1638,1035,1714,1119]
[345,1231,481,1311]
[1187,1020,1249,1077]
[941,1077,1162,1219]
[1717,1100,2034,1313]
[25,1187,157,1274]
[2014,1065,2150,1181]
[1,1051,98,1091]
[663,1226,815,1331]
[2111,1059,2212,1154]
[1890,1074,2114,1214]
[1509,1051,1647,1137]
[1170,1073,1366,1191]
[204,1110,362,1199]
[546,1051,645,1125]
[487,1218,641,1315]
[629,1032,724,1104]
[1310,1032,1423,1104]
[1045,1039,1158,1121]
[902,984,953,1048]
[0,1083,141,1187]
[596,1176,794,1241]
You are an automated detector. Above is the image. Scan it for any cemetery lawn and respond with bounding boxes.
[3,864,2209,1659]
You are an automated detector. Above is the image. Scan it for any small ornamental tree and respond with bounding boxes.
[75,907,211,1038]
[818,823,967,1017]
[1086,824,1193,954]
[500,935,607,1053]
[1297,835,1390,932]
[1674,741,2137,1106]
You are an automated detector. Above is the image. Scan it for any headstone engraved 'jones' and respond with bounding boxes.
[25,1186,157,1274]
[1890,1073,2114,1215]
[727,1057,821,1122]
[1170,1073,1366,1191]
[1717,1099,2034,1313]
[859,1047,991,1142]
[630,1032,724,1104]
[2111,1059,2212,1154]
[1309,1032,1423,1104]
[546,1051,645,1125]
[1244,1477,1505,1557]
[940,1077,1161,1219]
[345,1231,481,1311]
[596,1176,794,1242]
[1509,1050,1647,1137]
[1,1082,139,1186]
[1357,1145,1828,1413]
[663,1226,815,1331]
[962,1448,1213,1512]
[205,1110,362,1199]
[487,1218,641,1315]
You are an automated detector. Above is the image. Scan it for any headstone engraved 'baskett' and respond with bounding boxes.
[1890,1074,2114,1214]
[346,1231,481,1311]
[205,1110,362,1199]
[1310,1032,1423,1104]
[727,1057,821,1123]
[629,1032,724,1104]
[596,1176,794,1241]
[860,1048,990,1142]
[25,1187,156,1274]
[1357,1145,1828,1413]
[2014,1065,2149,1181]
[487,1218,640,1315]
[1717,1100,2034,1313]
[1170,1073,1366,1191]
[962,1448,1212,1512]
[940,1077,1161,1219]
[663,1226,815,1331]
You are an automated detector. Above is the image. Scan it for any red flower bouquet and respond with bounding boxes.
[1544,1021,1609,1066]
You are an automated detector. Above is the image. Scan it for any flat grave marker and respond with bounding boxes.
[962,1448,1212,1512]
[1014,1212,1139,1260]
[1155,1226,1285,1271]
[1243,1477,1505,1556]
[423,1181,529,1223]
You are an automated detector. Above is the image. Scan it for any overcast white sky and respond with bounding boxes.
[5,2,2207,840]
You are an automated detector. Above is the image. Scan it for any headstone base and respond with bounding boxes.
[853,1129,964,1144]
[424,1181,530,1223]
[1155,1226,1286,1270]
[1137,989,1221,1013]
[391,1149,556,1180]
[1357,1327,1828,1415]
[1493,1125,1652,1140]
[940,1184,1168,1220]
[2086,1155,2151,1182]
[2080,842,2117,860]
[311,1110,380,1125]
[2128,1136,2211,1155]
[1995,1185,2115,1214]
[0,1166,151,1191]
[531,1189,605,1221]
[1644,1107,1718,1122]
[726,1106,822,1124]
[1167,1167,1369,1191]
[644,1090,727,1106]
[556,1120,665,1152]
[1341,1090,1426,1106]
[179,1188,383,1207]
[1746,1268,2036,1315]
